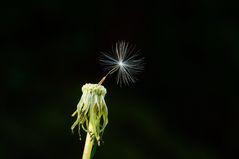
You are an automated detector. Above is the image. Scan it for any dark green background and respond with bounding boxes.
[1,1,239,159]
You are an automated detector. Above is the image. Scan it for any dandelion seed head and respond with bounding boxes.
[100,41,144,86]
[71,83,108,145]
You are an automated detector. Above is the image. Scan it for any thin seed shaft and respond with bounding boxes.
[98,76,106,85]
[98,67,116,85]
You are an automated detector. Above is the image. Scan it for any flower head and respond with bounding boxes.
[71,84,108,146]
[100,41,144,86]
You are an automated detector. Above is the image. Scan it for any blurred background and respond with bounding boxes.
[1,0,239,159]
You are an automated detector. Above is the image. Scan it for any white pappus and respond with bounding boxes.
[99,41,144,86]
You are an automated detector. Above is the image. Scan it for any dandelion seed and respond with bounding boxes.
[99,41,144,86]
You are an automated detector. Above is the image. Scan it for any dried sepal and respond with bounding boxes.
[71,84,108,145]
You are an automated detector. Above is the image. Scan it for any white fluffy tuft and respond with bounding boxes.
[100,41,144,86]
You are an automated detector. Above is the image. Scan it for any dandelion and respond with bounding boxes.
[99,41,144,86]
[71,41,144,159]
[71,84,108,159]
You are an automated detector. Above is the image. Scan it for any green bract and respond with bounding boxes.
[71,83,108,145]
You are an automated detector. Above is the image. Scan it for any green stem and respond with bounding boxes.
[82,123,94,159]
